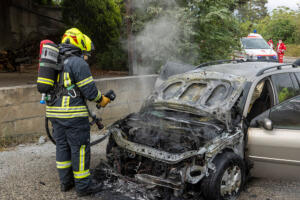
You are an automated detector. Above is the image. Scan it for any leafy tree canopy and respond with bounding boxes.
[236,0,268,22]
[62,0,121,52]
[61,0,127,70]
[131,0,242,71]
[241,7,300,44]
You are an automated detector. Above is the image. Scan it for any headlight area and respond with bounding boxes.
[107,128,210,191]
[106,127,243,197]
[246,54,278,62]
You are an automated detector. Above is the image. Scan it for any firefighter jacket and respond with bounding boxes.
[46,44,101,120]
[276,42,286,54]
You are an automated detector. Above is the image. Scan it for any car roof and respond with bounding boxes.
[199,62,297,82]
[245,33,263,39]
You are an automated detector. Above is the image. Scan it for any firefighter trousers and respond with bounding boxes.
[50,117,92,192]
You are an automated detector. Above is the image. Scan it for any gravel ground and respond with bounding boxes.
[1,137,300,200]
[0,135,107,200]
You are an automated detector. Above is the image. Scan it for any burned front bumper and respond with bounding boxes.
[109,127,243,189]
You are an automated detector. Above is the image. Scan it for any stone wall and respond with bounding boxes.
[0,0,63,50]
[0,75,157,140]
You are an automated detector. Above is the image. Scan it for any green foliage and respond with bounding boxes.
[285,44,300,57]
[96,42,128,70]
[33,0,60,5]
[236,0,268,22]
[61,0,126,70]
[131,0,242,70]
[239,20,255,36]
[189,0,241,62]
[241,7,300,44]
[260,8,297,43]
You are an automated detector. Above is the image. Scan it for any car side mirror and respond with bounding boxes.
[258,118,273,130]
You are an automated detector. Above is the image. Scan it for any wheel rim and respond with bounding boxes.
[220,165,242,198]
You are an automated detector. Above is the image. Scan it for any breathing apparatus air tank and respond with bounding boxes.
[37,41,61,94]
[37,40,63,104]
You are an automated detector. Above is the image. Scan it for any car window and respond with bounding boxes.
[270,95,300,130]
[248,80,265,113]
[241,38,270,49]
[271,73,299,103]
[247,79,274,122]
[294,72,300,86]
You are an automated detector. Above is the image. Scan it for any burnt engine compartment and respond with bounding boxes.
[105,110,227,199]
[114,109,225,154]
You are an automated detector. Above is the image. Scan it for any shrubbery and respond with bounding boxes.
[61,0,127,70]
[59,0,300,72]
[240,7,300,44]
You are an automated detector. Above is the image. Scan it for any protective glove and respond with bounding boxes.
[98,95,111,108]
[96,90,116,109]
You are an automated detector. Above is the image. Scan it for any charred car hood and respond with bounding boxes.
[143,70,246,128]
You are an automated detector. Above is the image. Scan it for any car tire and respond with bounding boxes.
[106,135,117,164]
[201,152,245,200]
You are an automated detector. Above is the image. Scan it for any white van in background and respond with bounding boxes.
[235,33,278,62]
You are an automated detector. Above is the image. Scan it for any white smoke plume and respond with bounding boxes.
[129,0,194,75]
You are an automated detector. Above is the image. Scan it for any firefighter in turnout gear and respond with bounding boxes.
[47,28,110,196]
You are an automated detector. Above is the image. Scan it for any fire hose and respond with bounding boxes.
[45,90,116,147]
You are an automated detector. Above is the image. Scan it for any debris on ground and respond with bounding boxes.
[0,141,300,200]
[91,161,203,200]
[38,136,46,145]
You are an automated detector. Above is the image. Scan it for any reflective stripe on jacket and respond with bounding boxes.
[46,51,101,119]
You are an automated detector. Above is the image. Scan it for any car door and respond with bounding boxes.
[247,72,300,179]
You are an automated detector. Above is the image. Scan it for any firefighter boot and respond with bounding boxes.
[61,181,75,192]
[76,182,103,197]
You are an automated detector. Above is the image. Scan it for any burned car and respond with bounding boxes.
[106,61,300,200]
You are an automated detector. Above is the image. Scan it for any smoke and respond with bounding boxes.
[134,16,180,74]
[129,0,195,75]
[131,0,177,10]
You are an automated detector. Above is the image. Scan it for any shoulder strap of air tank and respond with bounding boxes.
[57,51,75,85]
[57,54,65,87]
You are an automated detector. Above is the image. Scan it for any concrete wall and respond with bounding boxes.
[0,0,63,50]
[0,75,157,140]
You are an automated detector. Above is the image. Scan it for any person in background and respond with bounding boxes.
[267,39,274,49]
[276,39,286,63]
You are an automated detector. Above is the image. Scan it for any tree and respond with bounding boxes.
[188,0,241,62]
[130,0,242,72]
[256,7,298,43]
[61,0,126,70]
[236,0,268,22]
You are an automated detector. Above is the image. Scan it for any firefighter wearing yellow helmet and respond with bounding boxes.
[47,28,112,196]
[83,34,94,58]
[61,28,87,51]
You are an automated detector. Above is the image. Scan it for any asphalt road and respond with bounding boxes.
[1,136,300,200]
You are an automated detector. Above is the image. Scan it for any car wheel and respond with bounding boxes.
[106,135,117,164]
[201,152,245,200]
